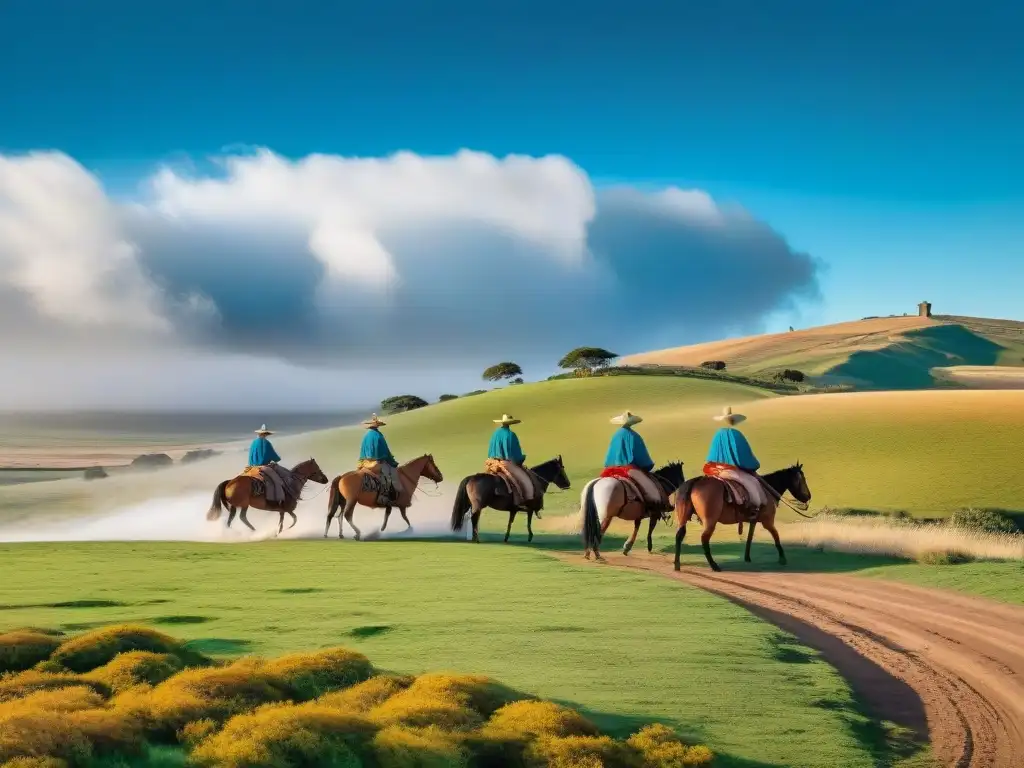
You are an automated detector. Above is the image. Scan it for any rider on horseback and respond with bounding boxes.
[357,414,402,504]
[603,411,669,513]
[485,414,535,508]
[246,425,292,504]
[704,406,767,518]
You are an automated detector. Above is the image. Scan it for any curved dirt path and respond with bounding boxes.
[586,553,1024,768]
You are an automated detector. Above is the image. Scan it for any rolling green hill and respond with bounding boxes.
[621,314,1024,390]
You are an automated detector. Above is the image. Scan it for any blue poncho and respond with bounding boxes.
[248,436,281,467]
[706,427,760,471]
[359,428,397,466]
[488,426,526,464]
[604,427,654,471]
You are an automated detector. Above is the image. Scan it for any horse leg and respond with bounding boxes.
[744,518,757,562]
[593,512,614,561]
[287,510,297,530]
[471,509,481,543]
[701,519,721,572]
[504,511,517,543]
[398,507,412,531]
[277,511,285,536]
[673,524,687,571]
[344,499,362,541]
[526,510,535,542]
[227,506,237,528]
[239,507,256,532]
[763,519,787,565]
[381,506,392,531]
[647,514,659,553]
[623,519,641,555]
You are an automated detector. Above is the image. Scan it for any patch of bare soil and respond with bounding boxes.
[574,553,1024,768]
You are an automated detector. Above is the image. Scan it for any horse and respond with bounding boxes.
[673,463,811,571]
[449,456,571,543]
[324,454,444,540]
[580,461,686,560]
[206,458,330,535]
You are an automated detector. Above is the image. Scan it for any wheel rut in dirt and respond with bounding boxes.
[578,553,1024,768]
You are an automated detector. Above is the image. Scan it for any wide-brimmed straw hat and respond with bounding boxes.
[362,413,387,428]
[255,424,273,435]
[610,411,642,427]
[493,414,521,426]
[713,406,746,425]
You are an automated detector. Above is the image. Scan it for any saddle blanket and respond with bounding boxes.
[242,463,297,504]
[356,462,401,504]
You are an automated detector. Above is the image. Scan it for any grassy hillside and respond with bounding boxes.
[622,315,1024,390]
[0,540,918,768]
[4,375,1023,522]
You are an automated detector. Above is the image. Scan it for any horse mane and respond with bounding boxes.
[656,460,684,473]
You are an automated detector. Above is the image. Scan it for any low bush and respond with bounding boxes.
[263,646,373,700]
[371,674,524,731]
[627,724,715,767]
[0,671,109,703]
[316,674,413,713]
[699,361,726,371]
[526,734,637,768]
[0,631,63,674]
[85,652,185,693]
[372,724,468,768]
[917,549,975,565]
[948,507,1020,535]
[50,626,207,673]
[484,700,599,739]
[189,702,377,768]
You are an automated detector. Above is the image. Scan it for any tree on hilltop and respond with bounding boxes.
[380,395,428,414]
[482,362,523,382]
[558,347,618,377]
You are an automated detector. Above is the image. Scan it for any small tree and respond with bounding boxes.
[482,362,523,382]
[510,377,524,385]
[557,347,618,377]
[700,361,727,371]
[438,394,458,402]
[380,395,428,414]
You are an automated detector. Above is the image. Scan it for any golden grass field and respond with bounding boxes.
[932,365,1024,389]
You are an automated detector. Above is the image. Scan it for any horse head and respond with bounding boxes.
[421,454,444,483]
[788,462,811,503]
[295,457,329,484]
[654,460,686,492]
[551,455,572,490]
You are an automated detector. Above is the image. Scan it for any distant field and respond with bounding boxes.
[933,365,1024,389]
[622,314,1024,390]
[0,540,919,768]
[4,376,1024,524]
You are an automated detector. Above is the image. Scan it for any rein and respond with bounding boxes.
[759,471,817,519]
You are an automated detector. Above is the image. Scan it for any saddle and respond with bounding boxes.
[242,464,296,506]
[601,467,671,512]
[357,463,398,505]
[683,471,761,519]
[484,459,541,510]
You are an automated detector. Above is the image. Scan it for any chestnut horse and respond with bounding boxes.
[324,454,443,540]
[206,458,330,535]
[449,456,572,543]
[673,463,811,571]
[579,461,686,560]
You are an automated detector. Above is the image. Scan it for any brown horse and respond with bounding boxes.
[449,456,572,543]
[207,458,330,535]
[673,463,811,571]
[324,454,443,540]
[580,462,686,560]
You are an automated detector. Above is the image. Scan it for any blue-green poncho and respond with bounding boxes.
[706,427,760,471]
[488,426,526,464]
[604,427,654,471]
[359,428,398,467]
[248,436,281,466]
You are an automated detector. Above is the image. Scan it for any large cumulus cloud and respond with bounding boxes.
[0,148,819,406]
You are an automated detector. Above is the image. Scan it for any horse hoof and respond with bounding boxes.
[711,565,723,572]
[673,563,680,572]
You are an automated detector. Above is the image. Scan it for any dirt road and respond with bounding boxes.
[592,554,1024,768]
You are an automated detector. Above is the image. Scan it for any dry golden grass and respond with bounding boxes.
[49,625,205,673]
[262,646,374,700]
[189,702,377,768]
[315,674,414,713]
[933,365,1024,389]
[0,632,63,675]
[785,516,1024,562]
[0,626,713,768]
[84,651,184,693]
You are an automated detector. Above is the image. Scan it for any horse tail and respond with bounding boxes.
[451,476,472,532]
[326,476,342,518]
[581,480,602,551]
[673,481,694,528]
[206,480,229,521]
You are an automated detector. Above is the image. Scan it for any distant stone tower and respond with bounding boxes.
[918,301,932,318]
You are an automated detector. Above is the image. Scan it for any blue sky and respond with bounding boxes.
[2,0,1022,334]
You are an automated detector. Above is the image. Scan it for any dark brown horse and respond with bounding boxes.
[450,456,571,543]
[673,463,811,571]
[580,462,686,560]
[324,454,444,540]
[207,458,330,534]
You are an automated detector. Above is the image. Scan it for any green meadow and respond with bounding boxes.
[0,540,928,768]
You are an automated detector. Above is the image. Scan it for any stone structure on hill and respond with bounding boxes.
[181,448,221,464]
[918,301,932,317]
[130,453,174,469]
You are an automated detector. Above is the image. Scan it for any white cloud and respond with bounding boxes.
[0,147,820,407]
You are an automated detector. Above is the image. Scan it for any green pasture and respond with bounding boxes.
[0,539,929,768]
[295,375,1024,518]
